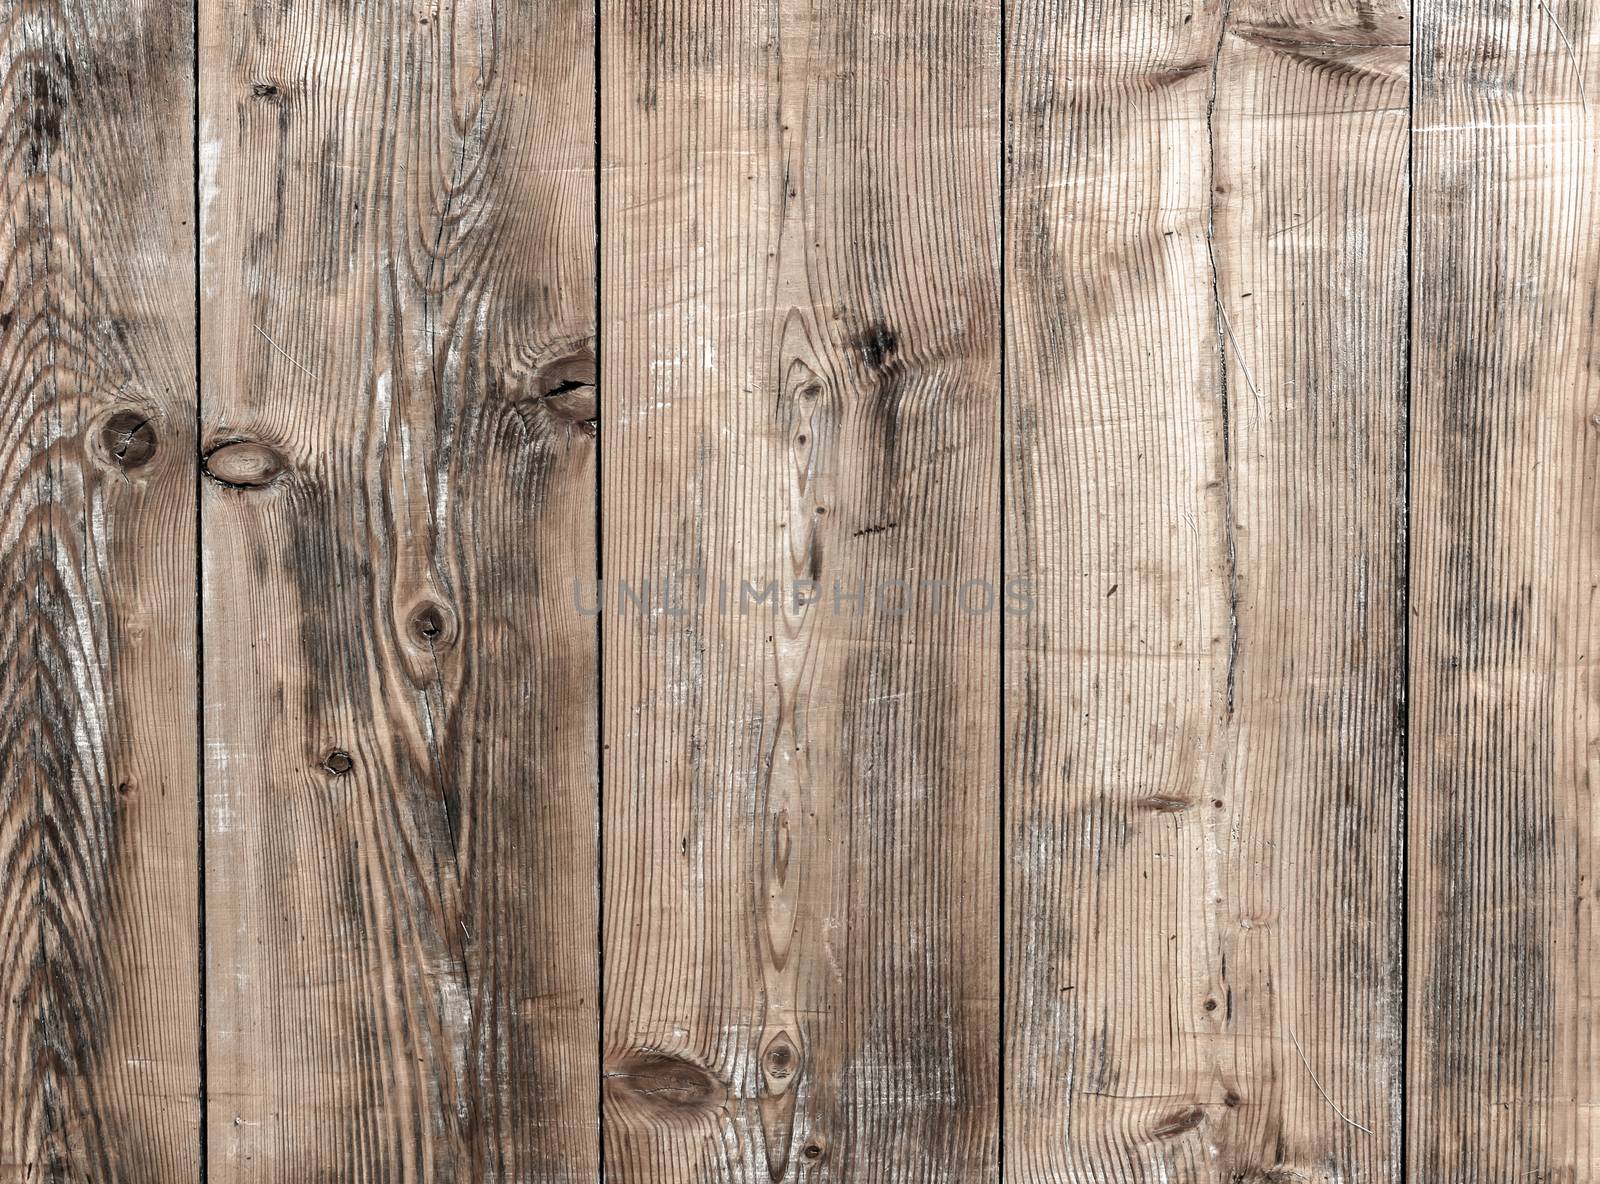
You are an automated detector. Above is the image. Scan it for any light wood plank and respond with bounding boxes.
[1410,0,1600,1176]
[599,2,1001,1179]
[0,2,199,1178]
[199,1,598,1176]
[1005,0,1407,1177]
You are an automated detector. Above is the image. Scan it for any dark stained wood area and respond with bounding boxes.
[197,0,597,1176]
[1,0,1597,1181]
[0,1,199,1178]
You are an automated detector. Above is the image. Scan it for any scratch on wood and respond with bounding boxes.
[1289,1027,1373,1135]
[254,323,318,378]
[1534,0,1588,111]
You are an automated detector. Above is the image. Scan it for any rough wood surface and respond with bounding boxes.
[598,2,1001,1179]
[0,1,199,1179]
[12,0,1600,1178]
[1004,0,1408,1177]
[1409,0,1600,1177]
[197,0,597,1178]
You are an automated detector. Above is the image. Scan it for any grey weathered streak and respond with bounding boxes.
[1409,0,1600,1177]
[1005,0,1408,1177]
[0,0,200,1179]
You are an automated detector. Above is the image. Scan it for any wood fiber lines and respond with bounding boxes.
[198,0,597,1177]
[600,2,1000,1180]
[5,0,1600,1181]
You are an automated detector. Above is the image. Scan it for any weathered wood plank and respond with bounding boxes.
[198,1,598,1177]
[1004,0,1407,1177]
[599,1,1001,1179]
[0,1,199,1178]
[1410,1,1600,1177]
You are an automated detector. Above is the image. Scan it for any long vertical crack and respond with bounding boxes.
[1205,0,1241,717]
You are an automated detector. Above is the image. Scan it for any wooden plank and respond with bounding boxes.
[598,1,1000,1179]
[1004,0,1407,1177]
[1409,2,1600,1177]
[0,1,199,1178]
[198,1,597,1177]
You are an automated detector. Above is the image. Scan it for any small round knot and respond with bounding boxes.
[408,601,453,648]
[760,1030,802,1089]
[100,410,158,470]
[321,750,353,776]
[801,1137,827,1162]
[204,440,286,489]
[533,347,597,435]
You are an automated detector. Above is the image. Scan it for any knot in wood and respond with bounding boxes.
[603,1050,726,1122]
[765,1041,794,1079]
[408,601,453,648]
[535,347,597,435]
[759,1029,803,1096]
[204,440,285,489]
[321,750,353,776]
[100,410,158,470]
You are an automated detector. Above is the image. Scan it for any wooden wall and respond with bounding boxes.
[1,0,1595,1180]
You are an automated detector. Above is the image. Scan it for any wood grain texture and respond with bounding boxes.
[1410,0,1600,1177]
[1004,0,1407,1177]
[15,0,1600,1176]
[198,0,597,1178]
[0,1,199,1179]
[599,1,1000,1179]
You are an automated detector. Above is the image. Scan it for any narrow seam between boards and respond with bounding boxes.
[593,0,607,1178]
[191,3,209,1178]
[1398,0,1415,1173]
[996,1,1009,1180]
